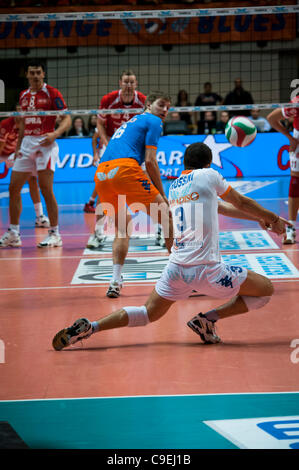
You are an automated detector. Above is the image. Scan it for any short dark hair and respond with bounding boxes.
[184,142,212,169]
[145,91,171,107]
[26,60,46,72]
[120,69,136,79]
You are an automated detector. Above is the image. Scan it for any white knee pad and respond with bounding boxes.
[124,306,150,327]
[241,296,271,311]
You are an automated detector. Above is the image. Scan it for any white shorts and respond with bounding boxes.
[12,136,59,176]
[155,261,248,301]
[290,129,299,172]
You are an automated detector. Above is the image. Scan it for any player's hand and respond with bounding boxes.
[40,132,56,146]
[289,136,298,153]
[258,219,270,230]
[270,216,291,235]
[93,152,100,166]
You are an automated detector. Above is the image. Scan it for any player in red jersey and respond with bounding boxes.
[0,61,71,248]
[0,106,49,228]
[268,95,299,244]
[85,69,146,249]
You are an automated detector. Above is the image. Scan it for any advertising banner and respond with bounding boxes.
[0,133,292,185]
[0,13,295,48]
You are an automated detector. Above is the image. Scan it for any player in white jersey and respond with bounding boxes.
[52,142,289,350]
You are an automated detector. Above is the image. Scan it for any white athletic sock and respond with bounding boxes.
[91,321,100,333]
[10,224,20,233]
[34,202,43,217]
[89,197,96,204]
[49,226,59,235]
[288,220,296,228]
[113,264,123,283]
[95,219,105,236]
[203,309,219,322]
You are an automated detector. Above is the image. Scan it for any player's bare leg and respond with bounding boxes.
[37,168,62,247]
[150,193,173,253]
[52,288,174,351]
[86,199,107,249]
[187,270,274,343]
[284,194,299,244]
[27,175,50,228]
[9,170,31,225]
[0,170,30,247]
[106,211,132,298]
[84,185,98,213]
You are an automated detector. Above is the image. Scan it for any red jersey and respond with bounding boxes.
[282,96,299,131]
[0,117,18,156]
[19,83,67,136]
[97,90,146,137]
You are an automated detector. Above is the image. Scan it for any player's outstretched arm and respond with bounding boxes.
[218,200,291,233]
[96,118,109,147]
[267,108,297,151]
[145,147,167,202]
[221,188,289,235]
[15,118,24,157]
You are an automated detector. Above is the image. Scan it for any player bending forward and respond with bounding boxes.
[52,142,289,349]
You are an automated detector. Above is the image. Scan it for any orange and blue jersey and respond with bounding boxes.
[100,112,163,166]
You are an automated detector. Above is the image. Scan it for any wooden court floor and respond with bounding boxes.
[0,178,298,449]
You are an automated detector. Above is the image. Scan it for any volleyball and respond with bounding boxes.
[225,116,257,147]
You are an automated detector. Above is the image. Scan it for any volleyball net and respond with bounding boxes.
[0,3,298,121]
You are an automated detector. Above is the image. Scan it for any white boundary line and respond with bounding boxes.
[0,391,298,403]
[0,278,298,292]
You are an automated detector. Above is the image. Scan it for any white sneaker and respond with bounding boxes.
[38,231,62,248]
[52,318,93,351]
[35,214,50,228]
[0,229,21,248]
[86,231,106,249]
[283,226,296,245]
[187,313,221,344]
[106,277,123,298]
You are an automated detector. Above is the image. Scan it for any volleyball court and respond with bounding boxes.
[0,3,298,450]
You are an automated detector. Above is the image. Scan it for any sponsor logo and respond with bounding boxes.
[221,253,299,279]
[71,256,169,284]
[169,191,200,206]
[204,416,299,449]
[290,339,299,364]
[0,339,4,364]
[219,230,279,251]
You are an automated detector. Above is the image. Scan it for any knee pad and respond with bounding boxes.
[289,175,299,198]
[124,306,149,327]
[241,296,271,311]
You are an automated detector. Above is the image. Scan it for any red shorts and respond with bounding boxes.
[94,158,160,214]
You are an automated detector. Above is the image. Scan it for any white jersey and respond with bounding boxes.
[168,168,231,265]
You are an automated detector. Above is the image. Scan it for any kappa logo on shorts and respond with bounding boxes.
[107,167,119,179]
[138,178,151,192]
[216,275,233,288]
[96,172,106,181]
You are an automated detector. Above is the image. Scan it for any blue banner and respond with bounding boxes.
[0,133,292,185]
